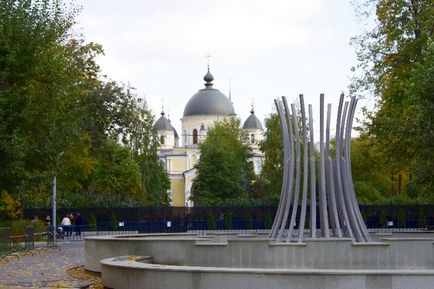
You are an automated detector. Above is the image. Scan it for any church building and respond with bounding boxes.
[154,69,264,207]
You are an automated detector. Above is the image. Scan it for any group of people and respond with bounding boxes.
[59,212,83,236]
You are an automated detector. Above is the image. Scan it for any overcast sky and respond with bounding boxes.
[73,0,369,135]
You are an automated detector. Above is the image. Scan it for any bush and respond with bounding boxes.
[418,210,427,228]
[397,210,406,228]
[360,208,368,225]
[110,213,118,231]
[0,219,47,247]
[224,212,233,230]
[245,212,253,229]
[88,214,97,230]
[207,212,216,230]
[0,191,22,220]
[264,211,273,229]
[379,211,388,228]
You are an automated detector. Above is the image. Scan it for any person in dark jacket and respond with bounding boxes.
[75,212,83,236]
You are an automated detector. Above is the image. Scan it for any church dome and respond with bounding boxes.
[183,70,235,117]
[155,112,177,135]
[243,108,263,130]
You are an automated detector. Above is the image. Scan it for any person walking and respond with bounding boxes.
[68,213,75,236]
[75,212,83,236]
[61,214,71,237]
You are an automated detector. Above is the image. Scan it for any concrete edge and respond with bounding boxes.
[100,257,434,276]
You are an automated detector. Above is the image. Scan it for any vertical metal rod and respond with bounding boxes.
[334,94,353,239]
[287,103,301,241]
[269,100,290,238]
[298,95,308,242]
[327,157,342,237]
[344,98,372,242]
[277,97,295,241]
[270,95,371,243]
[308,105,316,238]
[325,103,341,237]
[319,94,330,237]
[341,158,363,241]
[341,100,363,241]
[52,176,57,247]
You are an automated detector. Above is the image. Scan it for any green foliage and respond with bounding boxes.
[0,0,170,208]
[351,133,392,204]
[259,114,283,204]
[110,212,118,231]
[88,214,96,230]
[0,219,46,236]
[224,212,233,230]
[351,0,434,202]
[245,212,253,229]
[400,42,434,199]
[418,210,427,228]
[397,210,406,228]
[360,208,368,224]
[0,191,21,220]
[91,140,144,202]
[264,211,273,229]
[131,100,170,206]
[0,0,85,199]
[193,118,254,206]
[379,211,388,228]
[207,212,216,230]
[81,83,169,206]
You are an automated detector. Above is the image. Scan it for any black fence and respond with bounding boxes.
[23,205,434,230]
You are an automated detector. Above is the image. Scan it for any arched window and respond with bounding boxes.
[193,129,198,144]
[160,135,165,145]
[251,133,255,143]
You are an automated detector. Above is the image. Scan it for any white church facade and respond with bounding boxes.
[154,69,264,207]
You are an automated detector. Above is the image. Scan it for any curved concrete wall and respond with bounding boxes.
[85,233,434,273]
[100,259,434,289]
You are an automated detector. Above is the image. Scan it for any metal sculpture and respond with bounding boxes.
[269,94,372,243]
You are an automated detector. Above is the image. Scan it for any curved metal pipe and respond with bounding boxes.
[326,103,341,237]
[297,95,309,242]
[287,103,301,242]
[341,98,363,241]
[334,94,353,239]
[269,99,290,239]
[276,97,296,241]
[319,94,330,237]
[308,104,317,238]
[344,98,371,242]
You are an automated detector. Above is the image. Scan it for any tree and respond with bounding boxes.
[258,114,283,204]
[350,133,391,204]
[78,85,170,207]
[0,0,170,208]
[0,0,88,203]
[400,41,434,201]
[130,99,170,206]
[193,118,254,206]
[351,0,434,201]
[90,139,144,205]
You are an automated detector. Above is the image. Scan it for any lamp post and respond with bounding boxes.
[52,175,57,247]
[52,151,63,248]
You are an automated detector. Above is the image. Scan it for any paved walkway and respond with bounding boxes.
[0,242,92,288]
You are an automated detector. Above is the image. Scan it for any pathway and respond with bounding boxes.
[0,242,92,288]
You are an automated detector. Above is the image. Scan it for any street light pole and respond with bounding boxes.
[52,175,57,247]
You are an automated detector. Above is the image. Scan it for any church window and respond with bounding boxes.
[251,133,255,143]
[193,129,198,144]
[160,135,165,145]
